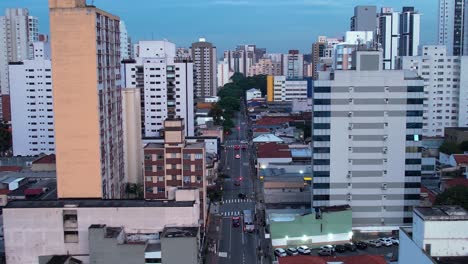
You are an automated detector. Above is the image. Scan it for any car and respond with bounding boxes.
[320,245,335,252]
[378,238,393,247]
[240,140,248,144]
[234,180,240,186]
[318,248,333,256]
[297,245,311,255]
[355,241,368,250]
[235,154,241,159]
[241,145,247,150]
[367,240,382,248]
[234,145,240,150]
[274,248,287,257]
[232,216,240,227]
[344,242,357,251]
[389,237,399,245]
[285,247,299,256]
[334,244,346,253]
[238,193,247,199]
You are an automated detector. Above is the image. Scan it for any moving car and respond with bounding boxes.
[234,180,241,186]
[238,193,247,199]
[318,248,333,256]
[232,216,240,227]
[355,241,368,250]
[274,248,287,257]
[367,240,382,248]
[334,244,346,253]
[378,238,393,247]
[297,245,311,255]
[235,154,241,159]
[241,144,247,150]
[234,145,240,150]
[344,242,357,251]
[286,247,299,256]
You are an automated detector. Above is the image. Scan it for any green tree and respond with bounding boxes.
[230,72,245,83]
[0,122,11,153]
[460,141,468,152]
[439,141,461,155]
[209,103,223,125]
[219,97,240,111]
[223,118,235,131]
[435,185,468,210]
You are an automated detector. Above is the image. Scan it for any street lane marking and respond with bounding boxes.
[218,252,227,258]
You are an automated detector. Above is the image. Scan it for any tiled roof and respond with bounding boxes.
[444,178,468,188]
[196,102,214,109]
[257,143,291,158]
[32,154,56,164]
[279,255,387,264]
[0,166,22,172]
[453,154,468,165]
[255,117,294,126]
[253,128,269,132]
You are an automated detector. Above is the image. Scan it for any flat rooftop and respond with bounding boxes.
[162,226,198,238]
[414,206,468,221]
[5,199,194,209]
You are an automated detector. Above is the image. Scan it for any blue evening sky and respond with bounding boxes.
[1,0,437,54]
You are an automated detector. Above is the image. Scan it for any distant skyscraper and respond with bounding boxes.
[223,44,265,76]
[439,0,468,55]
[190,38,217,97]
[350,6,377,32]
[312,50,423,228]
[217,60,232,87]
[50,0,125,199]
[120,21,132,60]
[283,50,304,79]
[399,7,420,57]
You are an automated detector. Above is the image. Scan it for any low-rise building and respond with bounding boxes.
[267,76,311,102]
[31,154,56,172]
[246,88,262,101]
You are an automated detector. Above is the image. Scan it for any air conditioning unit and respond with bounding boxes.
[383,148,388,154]
[348,126,353,130]
[347,197,352,201]
[348,112,353,117]
[347,172,352,178]
[381,184,387,190]
[383,135,388,140]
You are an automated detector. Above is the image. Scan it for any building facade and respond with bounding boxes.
[267,76,310,102]
[438,0,468,55]
[119,21,132,60]
[9,41,55,156]
[248,58,282,76]
[122,40,195,137]
[401,45,465,137]
[223,44,265,76]
[312,51,423,229]
[190,39,217,97]
[217,60,232,87]
[283,50,304,79]
[350,6,377,32]
[50,0,125,199]
[144,119,207,222]
[399,7,420,57]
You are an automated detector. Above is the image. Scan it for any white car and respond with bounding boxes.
[274,248,287,257]
[320,245,335,252]
[235,154,241,159]
[297,245,311,255]
[378,238,393,247]
[389,237,399,245]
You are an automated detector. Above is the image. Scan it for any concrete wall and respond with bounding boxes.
[398,229,434,264]
[161,236,198,264]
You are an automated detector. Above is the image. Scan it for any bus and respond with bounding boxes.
[243,209,255,232]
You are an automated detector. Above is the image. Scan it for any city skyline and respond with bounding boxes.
[2,0,436,54]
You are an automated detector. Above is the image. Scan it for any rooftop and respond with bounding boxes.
[162,226,198,238]
[278,255,386,264]
[453,154,468,165]
[5,199,194,209]
[32,154,56,164]
[446,127,468,132]
[253,134,284,143]
[0,166,22,172]
[255,117,294,126]
[444,178,468,188]
[414,206,468,221]
[45,256,83,264]
[257,143,291,158]
[290,148,312,158]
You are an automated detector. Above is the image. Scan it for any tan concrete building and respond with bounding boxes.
[49,0,125,199]
[122,88,143,187]
[248,58,282,77]
[144,119,207,222]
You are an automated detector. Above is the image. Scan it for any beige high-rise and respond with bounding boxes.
[49,0,125,198]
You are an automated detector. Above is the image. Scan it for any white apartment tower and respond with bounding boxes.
[402,46,464,137]
[120,21,131,60]
[190,38,217,97]
[123,40,195,137]
[9,41,54,156]
[312,51,423,229]
[283,50,304,79]
[439,0,468,55]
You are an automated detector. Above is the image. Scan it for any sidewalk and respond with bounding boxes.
[204,211,222,264]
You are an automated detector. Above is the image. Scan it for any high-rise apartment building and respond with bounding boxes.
[350,6,377,32]
[399,7,420,57]
[217,60,232,87]
[27,16,39,59]
[312,51,423,229]
[9,41,54,156]
[119,21,132,60]
[283,50,304,79]
[402,45,468,136]
[191,38,217,97]
[439,0,468,55]
[49,0,125,199]
[223,44,265,76]
[248,58,282,76]
[122,40,195,137]
[144,119,207,221]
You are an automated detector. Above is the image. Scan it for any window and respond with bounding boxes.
[313,123,330,129]
[183,176,191,183]
[145,166,152,172]
[313,135,330,142]
[313,99,331,105]
[313,148,330,153]
[314,171,330,177]
[313,183,330,189]
[405,182,421,188]
[183,154,191,160]
[64,231,79,243]
[196,165,203,171]
[314,111,331,117]
[146,176,152,182]
[314,87,330,93]
[157,187,165,193]
[195,154,203,159]
[158,176,164,181]
[314,159,330,165]
[405,159,421,165]
[144,155,151,160]
[183,164,190,170]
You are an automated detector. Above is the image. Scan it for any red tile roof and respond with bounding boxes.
[197,102,214,110]
[421,186,437,204]
[255,117,294,126]
[279,255,387,264]
[0,166,22,172]
[253,128,270,132]
[257,143,291,158]
[453,154,468,165]
[444,178,468,189]
[0,189,11,195]
[32,154,56,164]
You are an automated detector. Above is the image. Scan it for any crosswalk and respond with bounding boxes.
[221,211,242,217]
[222,198,254,204]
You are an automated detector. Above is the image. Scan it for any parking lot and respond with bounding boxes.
[308,243,398,258]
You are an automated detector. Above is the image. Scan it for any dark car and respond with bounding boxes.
[238,193,247,199]
[232,216,240,227]
[355,241,368,250]
[334,244,346,253]
[344,242,357,251]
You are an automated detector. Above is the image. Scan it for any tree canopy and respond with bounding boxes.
[435,185,468,210]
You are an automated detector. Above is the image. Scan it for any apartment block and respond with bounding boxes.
[190,38,217,97]
[49,0,125,199]
[144,119,207,222]
[267,76,311,102]
[119,21,132,60]
[122,40,195,137]
[283,50,304,79]
[312,51,423,229]
[248,58,282,76]
[9,41,55,156]
[401,45,466,136]
[350,6,377,32]
[223,44,265,76]
[217,60,233,87]
[438,0,468,55]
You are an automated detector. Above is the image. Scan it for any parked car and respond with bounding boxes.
[318,248,333,256]
[334,244,346,253]
[238,193,246,199]
[344,242,357,251]
[232,216,240,227]
[286,247,299,256]
[389,237,399,245]
[320,245,335,252]
[367,240,382,248]
[297,245,311,255]
[355,241,368,250]
[274,248,287,257]
[378,238,393,247]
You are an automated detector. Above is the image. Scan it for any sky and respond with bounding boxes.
[1,0,438,54]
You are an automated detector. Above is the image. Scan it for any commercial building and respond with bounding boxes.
[122,40,195,137]
[190,38,217,97]
[401,45,466,137]
[248,58,282,76]
[9,41,55,156]
[50,0,125,199]
[267,76,311,102]
[312,51,423,229]
[350,6,377,32]
[283,50,304,79]
[333,31,374,71]
[438,0,468,55]
[143,119,207,222]
[398,206,468,264]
